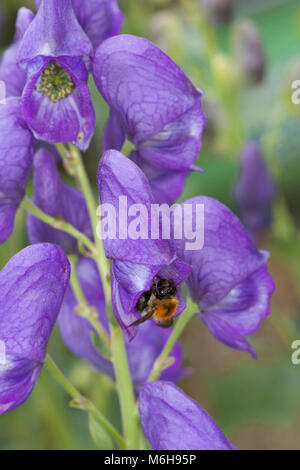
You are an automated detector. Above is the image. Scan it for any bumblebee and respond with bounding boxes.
[129,276,179,328]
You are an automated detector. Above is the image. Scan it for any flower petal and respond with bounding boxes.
[93,35,203,145]
[97,150,173,265]
[201,265,275,358]
[0,8,34,97]
[0,243,70,413]
[130,150,191,204]
[0,356,42,414]
[139,100,205,172]
[139,381,236,450]
[102,110,125,153]
[172,196,269,309]
[72,0,124,50]
[27,148,93,253]
[0,98,33,244]
[19,0,92,63]
[22,57,95,150]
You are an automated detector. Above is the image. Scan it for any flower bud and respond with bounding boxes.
[202,0,234,24]
[233,19,265,84]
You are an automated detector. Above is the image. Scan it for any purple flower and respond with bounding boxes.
[235,141,276,239]
[58,257,184,390]
[27,148,93,253]
[0,8,34,98]
[0,98,34,245]
[0,244,70,414]
[35,0,124,52]
[139,381,236,450]
[97,150,191,339]
[18,0,95,150]
[172,196,275,358]
[93,35,205,204]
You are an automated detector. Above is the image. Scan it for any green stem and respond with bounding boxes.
[68,144,111,304]
[22,197,96,255]
[148,302,197,382]
[45,354,125,449]
[69,255,111,353]
[108,305,139,450]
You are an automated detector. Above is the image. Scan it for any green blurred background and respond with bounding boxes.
[1,0,300,450]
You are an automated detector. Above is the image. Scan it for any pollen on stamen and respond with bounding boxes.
[38,61,76,103]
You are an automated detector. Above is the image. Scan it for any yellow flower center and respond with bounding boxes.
[39,61,75,102]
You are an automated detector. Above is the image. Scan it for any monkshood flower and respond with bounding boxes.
[27,148,93,253]
[18,0,95,150]
[235,141,276,239]
[35,0,124,52]
[58,257,184,391]
[97,150,191,339]
[139,382,236,450]
[171,196,275,358]
[93,35,205,204]
[0,244,70,414]
[0,7,34,98]
[0,98,34,245]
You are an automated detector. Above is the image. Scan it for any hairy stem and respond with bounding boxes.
[45,354,125,448]
[108,306,139,450]
[68,255,111,353]
[22,197,96,256]
[67,144,111,304]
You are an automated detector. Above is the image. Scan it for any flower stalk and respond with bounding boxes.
[45,354,125,449]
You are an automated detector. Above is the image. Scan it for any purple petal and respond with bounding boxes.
[93,34,204,202]
[0,98,33,245]
[19,0,92,63]
[235,141,276,237]
[97,150,173,265]
[0,8,34,97]
[0,357,42,414]
[130,150,190,205]
[93,34,203,144]
[58,257,113,376]
[22,56,95,150]
[139,101,205,172]
[173,196,269,309]
[201,265,275,358]
[0,244,70,413]
[27,148,93,253]
[102,110,125,153]
[139,381,236,450]
[72,0,124,50]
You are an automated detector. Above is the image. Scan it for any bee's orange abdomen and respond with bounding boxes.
[153,298,179,321]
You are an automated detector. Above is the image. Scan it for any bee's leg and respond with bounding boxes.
[128,310,155,327]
